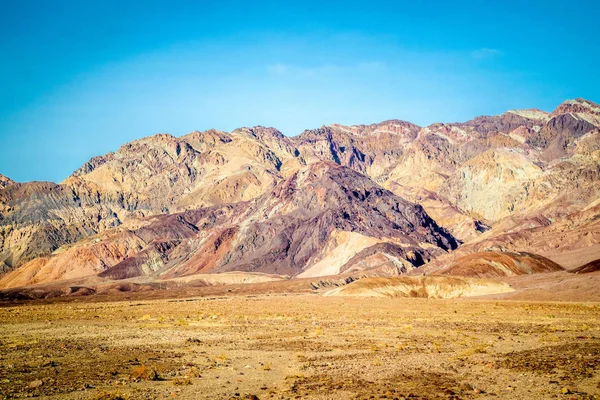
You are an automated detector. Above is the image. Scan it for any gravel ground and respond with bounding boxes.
[1,294,599,399]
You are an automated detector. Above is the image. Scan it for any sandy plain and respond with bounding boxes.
[1,292,600,400]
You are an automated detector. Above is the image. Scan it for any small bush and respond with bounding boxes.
[92,391,129,400]
[129,365,159,381]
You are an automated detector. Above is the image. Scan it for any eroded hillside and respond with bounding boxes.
[1,98,599,294]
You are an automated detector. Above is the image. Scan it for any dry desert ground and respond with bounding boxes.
[1,293,600,400]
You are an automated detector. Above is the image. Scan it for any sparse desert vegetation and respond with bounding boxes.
[2,294,600,399]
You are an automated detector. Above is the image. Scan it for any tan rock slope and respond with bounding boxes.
[72,127,301,211]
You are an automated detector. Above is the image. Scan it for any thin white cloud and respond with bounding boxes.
[267,63,288,74]
[471,48,502,59]
[266,61,386,76]
[356,61,387,70]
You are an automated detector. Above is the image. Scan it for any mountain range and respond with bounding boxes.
[1,98,599,295]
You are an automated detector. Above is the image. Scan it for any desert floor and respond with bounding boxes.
[1,294,599,400]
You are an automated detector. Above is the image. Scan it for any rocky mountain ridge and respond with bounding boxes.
[0,162,458,289]
[1,98,599,291]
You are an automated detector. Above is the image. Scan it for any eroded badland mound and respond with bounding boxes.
[437,251,564,278]
[1,98,600,300]
[323,276,514,298]
[570,259,600,274]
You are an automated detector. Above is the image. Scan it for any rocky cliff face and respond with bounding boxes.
[0,127,302,270]
[293,120,421,179]
[199,162,457,278]
[70,127,301,212]
[0,162,457,288]
[1,98,599,290]
[0,180,133,272]
[439,149,543,221]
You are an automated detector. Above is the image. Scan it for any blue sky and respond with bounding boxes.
[1,0,599,182]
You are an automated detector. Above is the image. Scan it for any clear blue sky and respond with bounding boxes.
[1,0,599,182]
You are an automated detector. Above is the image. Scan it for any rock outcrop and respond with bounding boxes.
[0,174,14,189]
[71,127,301,212]
[439,149,543,221]
[0,180,131,272]
[205,162,456,278]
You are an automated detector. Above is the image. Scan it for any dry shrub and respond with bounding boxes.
[92,391,129,400]
[129,365,159,381]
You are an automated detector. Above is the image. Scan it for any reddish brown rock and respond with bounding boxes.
[570,259,600,274]
[437,251,564,278]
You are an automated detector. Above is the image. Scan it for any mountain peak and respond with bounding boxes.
[328,119,421,137]
[552,98,600,116]
[0,173,14,188]
[505,108,550,120]
[232,126,285,140]
[225,161,459,277]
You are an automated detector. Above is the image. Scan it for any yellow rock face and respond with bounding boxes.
[440,149,543,221]
[324,276,515,298]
